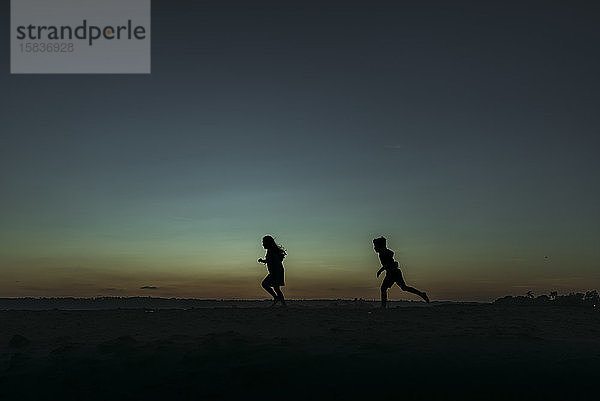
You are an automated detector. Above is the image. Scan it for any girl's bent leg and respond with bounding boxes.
[274,286,286,306]
[261,278,277,299]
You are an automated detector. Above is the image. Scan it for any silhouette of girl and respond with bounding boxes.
[373,236,429,308]
[258,235,287,306]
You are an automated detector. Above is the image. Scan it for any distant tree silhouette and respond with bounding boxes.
[535,294,550,304]
[584,290,599,307]
[556,292,584,306]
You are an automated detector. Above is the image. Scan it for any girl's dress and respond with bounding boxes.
[264,249,285,286]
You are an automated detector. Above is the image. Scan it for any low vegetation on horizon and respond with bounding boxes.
[0,290,599,309]
[494,290,599,307]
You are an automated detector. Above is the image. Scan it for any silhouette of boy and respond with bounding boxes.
[373,237,429,308]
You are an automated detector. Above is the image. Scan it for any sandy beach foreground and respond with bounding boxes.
[1,303,599,400]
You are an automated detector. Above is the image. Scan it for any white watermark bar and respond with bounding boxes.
[11,0,151,74]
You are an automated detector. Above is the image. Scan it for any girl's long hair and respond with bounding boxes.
[263,235,287,259]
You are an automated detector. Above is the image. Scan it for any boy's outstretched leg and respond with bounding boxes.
[397,279,429,303]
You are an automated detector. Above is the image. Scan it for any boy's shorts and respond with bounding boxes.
[381,268,405,289]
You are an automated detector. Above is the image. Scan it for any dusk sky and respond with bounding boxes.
[1,1,599,301]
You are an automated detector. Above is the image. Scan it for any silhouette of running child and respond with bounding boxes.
[373,236,429,308]
[258,235,287,306]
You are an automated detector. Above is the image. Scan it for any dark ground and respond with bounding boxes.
[1,304,599,400]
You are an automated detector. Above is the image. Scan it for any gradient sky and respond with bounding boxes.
[1,1,599,301]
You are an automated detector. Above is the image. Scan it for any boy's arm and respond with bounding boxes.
[376,267,385,277]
